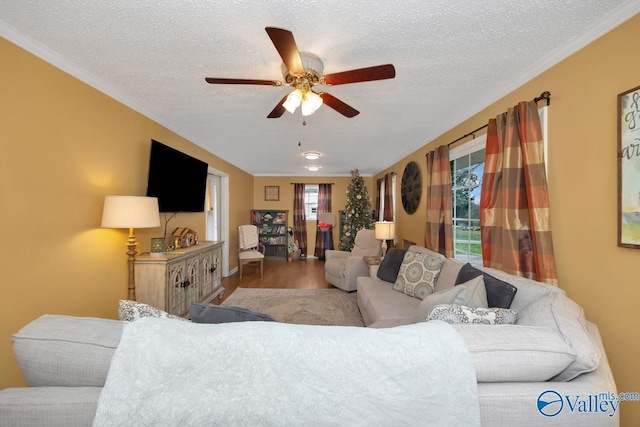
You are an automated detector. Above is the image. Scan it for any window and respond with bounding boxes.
[450,136,485,266]
[377,174,397,222]
[449,106,548,266]
[304,184,319,220]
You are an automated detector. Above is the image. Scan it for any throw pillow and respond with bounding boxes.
[393,250,445,299]
[376,248,407,283]
[118,300,189,322]
[411,276,488,322]
[427,304,518,325]
[190,303,276,323]
[455,263,518,309]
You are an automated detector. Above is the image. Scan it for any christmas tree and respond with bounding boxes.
[340,169,374,251]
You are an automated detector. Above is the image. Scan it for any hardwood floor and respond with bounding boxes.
[218,258,333,303]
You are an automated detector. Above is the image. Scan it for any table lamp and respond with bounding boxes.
[101,196,160,300]
[375,221,395,257]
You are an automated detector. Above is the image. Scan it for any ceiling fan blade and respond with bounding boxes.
[265,27,304,74]
[205,77,280,86]
[323,64,396,85]
[319,93,360,118]
[267,95,288,118]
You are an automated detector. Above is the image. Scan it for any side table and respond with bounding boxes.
[363,256,383,277]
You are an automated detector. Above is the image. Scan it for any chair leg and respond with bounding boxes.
[239,262,243,280]
[259,259,263,277]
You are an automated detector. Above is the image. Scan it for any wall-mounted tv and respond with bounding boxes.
[146,139,208,212]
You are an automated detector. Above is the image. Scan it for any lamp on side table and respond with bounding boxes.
[101,196,160,300]
[375,221,395,257]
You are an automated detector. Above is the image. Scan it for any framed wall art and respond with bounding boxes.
[618,84,640,248]
[265,186,280,201]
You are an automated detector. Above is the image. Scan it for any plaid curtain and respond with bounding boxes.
[480,101,558,285]
[375,178,383,220]
[383,173,394,222]
[425,145,454,258]
[293,184,308,256]
[314,184,334,259]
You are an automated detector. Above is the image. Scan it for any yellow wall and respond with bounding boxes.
[0,37,254,387]
[253,176,374,253]
[375,15,640,425]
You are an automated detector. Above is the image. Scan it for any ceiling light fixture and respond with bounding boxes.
[303,151,321,160]
[283,84,323,116]
[305,165,321,172]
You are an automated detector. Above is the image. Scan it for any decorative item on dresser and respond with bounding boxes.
[251,210,289,259]
[134,241,224,317]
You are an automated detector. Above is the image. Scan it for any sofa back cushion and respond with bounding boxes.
[477,266,564,312]
[516,293,601,381]
[11,315,123,387]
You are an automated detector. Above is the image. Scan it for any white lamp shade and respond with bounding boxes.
[375,221,395,240]
[101,196,160,229]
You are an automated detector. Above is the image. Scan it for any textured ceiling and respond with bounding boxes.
[1,1,639,176]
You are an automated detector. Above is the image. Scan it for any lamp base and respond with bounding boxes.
[381,241,388,257]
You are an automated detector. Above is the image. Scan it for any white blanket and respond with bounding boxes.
[93,318,480,426]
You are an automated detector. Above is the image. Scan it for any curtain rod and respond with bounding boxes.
[446,91,551,147]
[290,182,335,185]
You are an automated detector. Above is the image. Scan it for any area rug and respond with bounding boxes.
[221,288,365,327]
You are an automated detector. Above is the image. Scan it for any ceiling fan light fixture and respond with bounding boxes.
[303,151,321,160]
[283,88,303,113]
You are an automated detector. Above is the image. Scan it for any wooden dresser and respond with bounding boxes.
[134,241,224,317]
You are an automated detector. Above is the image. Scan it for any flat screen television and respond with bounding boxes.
[146,140,208,212]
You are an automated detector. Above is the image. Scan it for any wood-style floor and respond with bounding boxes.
[218,258,333,303]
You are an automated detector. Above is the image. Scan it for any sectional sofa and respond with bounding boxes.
[357,245,619,426]
[0,245,619,426]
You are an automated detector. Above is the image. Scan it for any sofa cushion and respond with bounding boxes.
[516,293,601,381]
[455,264,517,309]
[451,324,577,382]
[190,303,276,323]
[411,276,488,322]
[376,248,407,282]
[407,245,463,291]
[428,304,518,325]
[0,386,102,427]
[119,300,189,322]
[476,265,564,312]
[11,315,123,387]
[357,276,422,325]
[393,250,445,299]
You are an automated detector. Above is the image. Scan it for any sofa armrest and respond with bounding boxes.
[325,249,350,261]
[343,256,370,291]
[0,387,101,427]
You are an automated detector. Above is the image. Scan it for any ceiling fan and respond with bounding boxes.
[205,27,396,118]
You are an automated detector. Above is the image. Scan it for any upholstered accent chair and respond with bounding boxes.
[238,225,264,279]
[324,229,382,292]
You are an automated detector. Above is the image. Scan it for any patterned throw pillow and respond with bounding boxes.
[427,304,518,325]
[393,250,446,299]
[118,300,190,322]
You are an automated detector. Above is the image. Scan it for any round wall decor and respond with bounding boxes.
[401,161,422,214]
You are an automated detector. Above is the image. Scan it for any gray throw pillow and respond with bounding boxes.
[455,263,517,309]
[376,248,407,283]
[190,303,276,323]
[412,276,488,322]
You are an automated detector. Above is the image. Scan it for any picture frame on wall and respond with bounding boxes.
[617,84,640,249]
[265,186,280,201]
